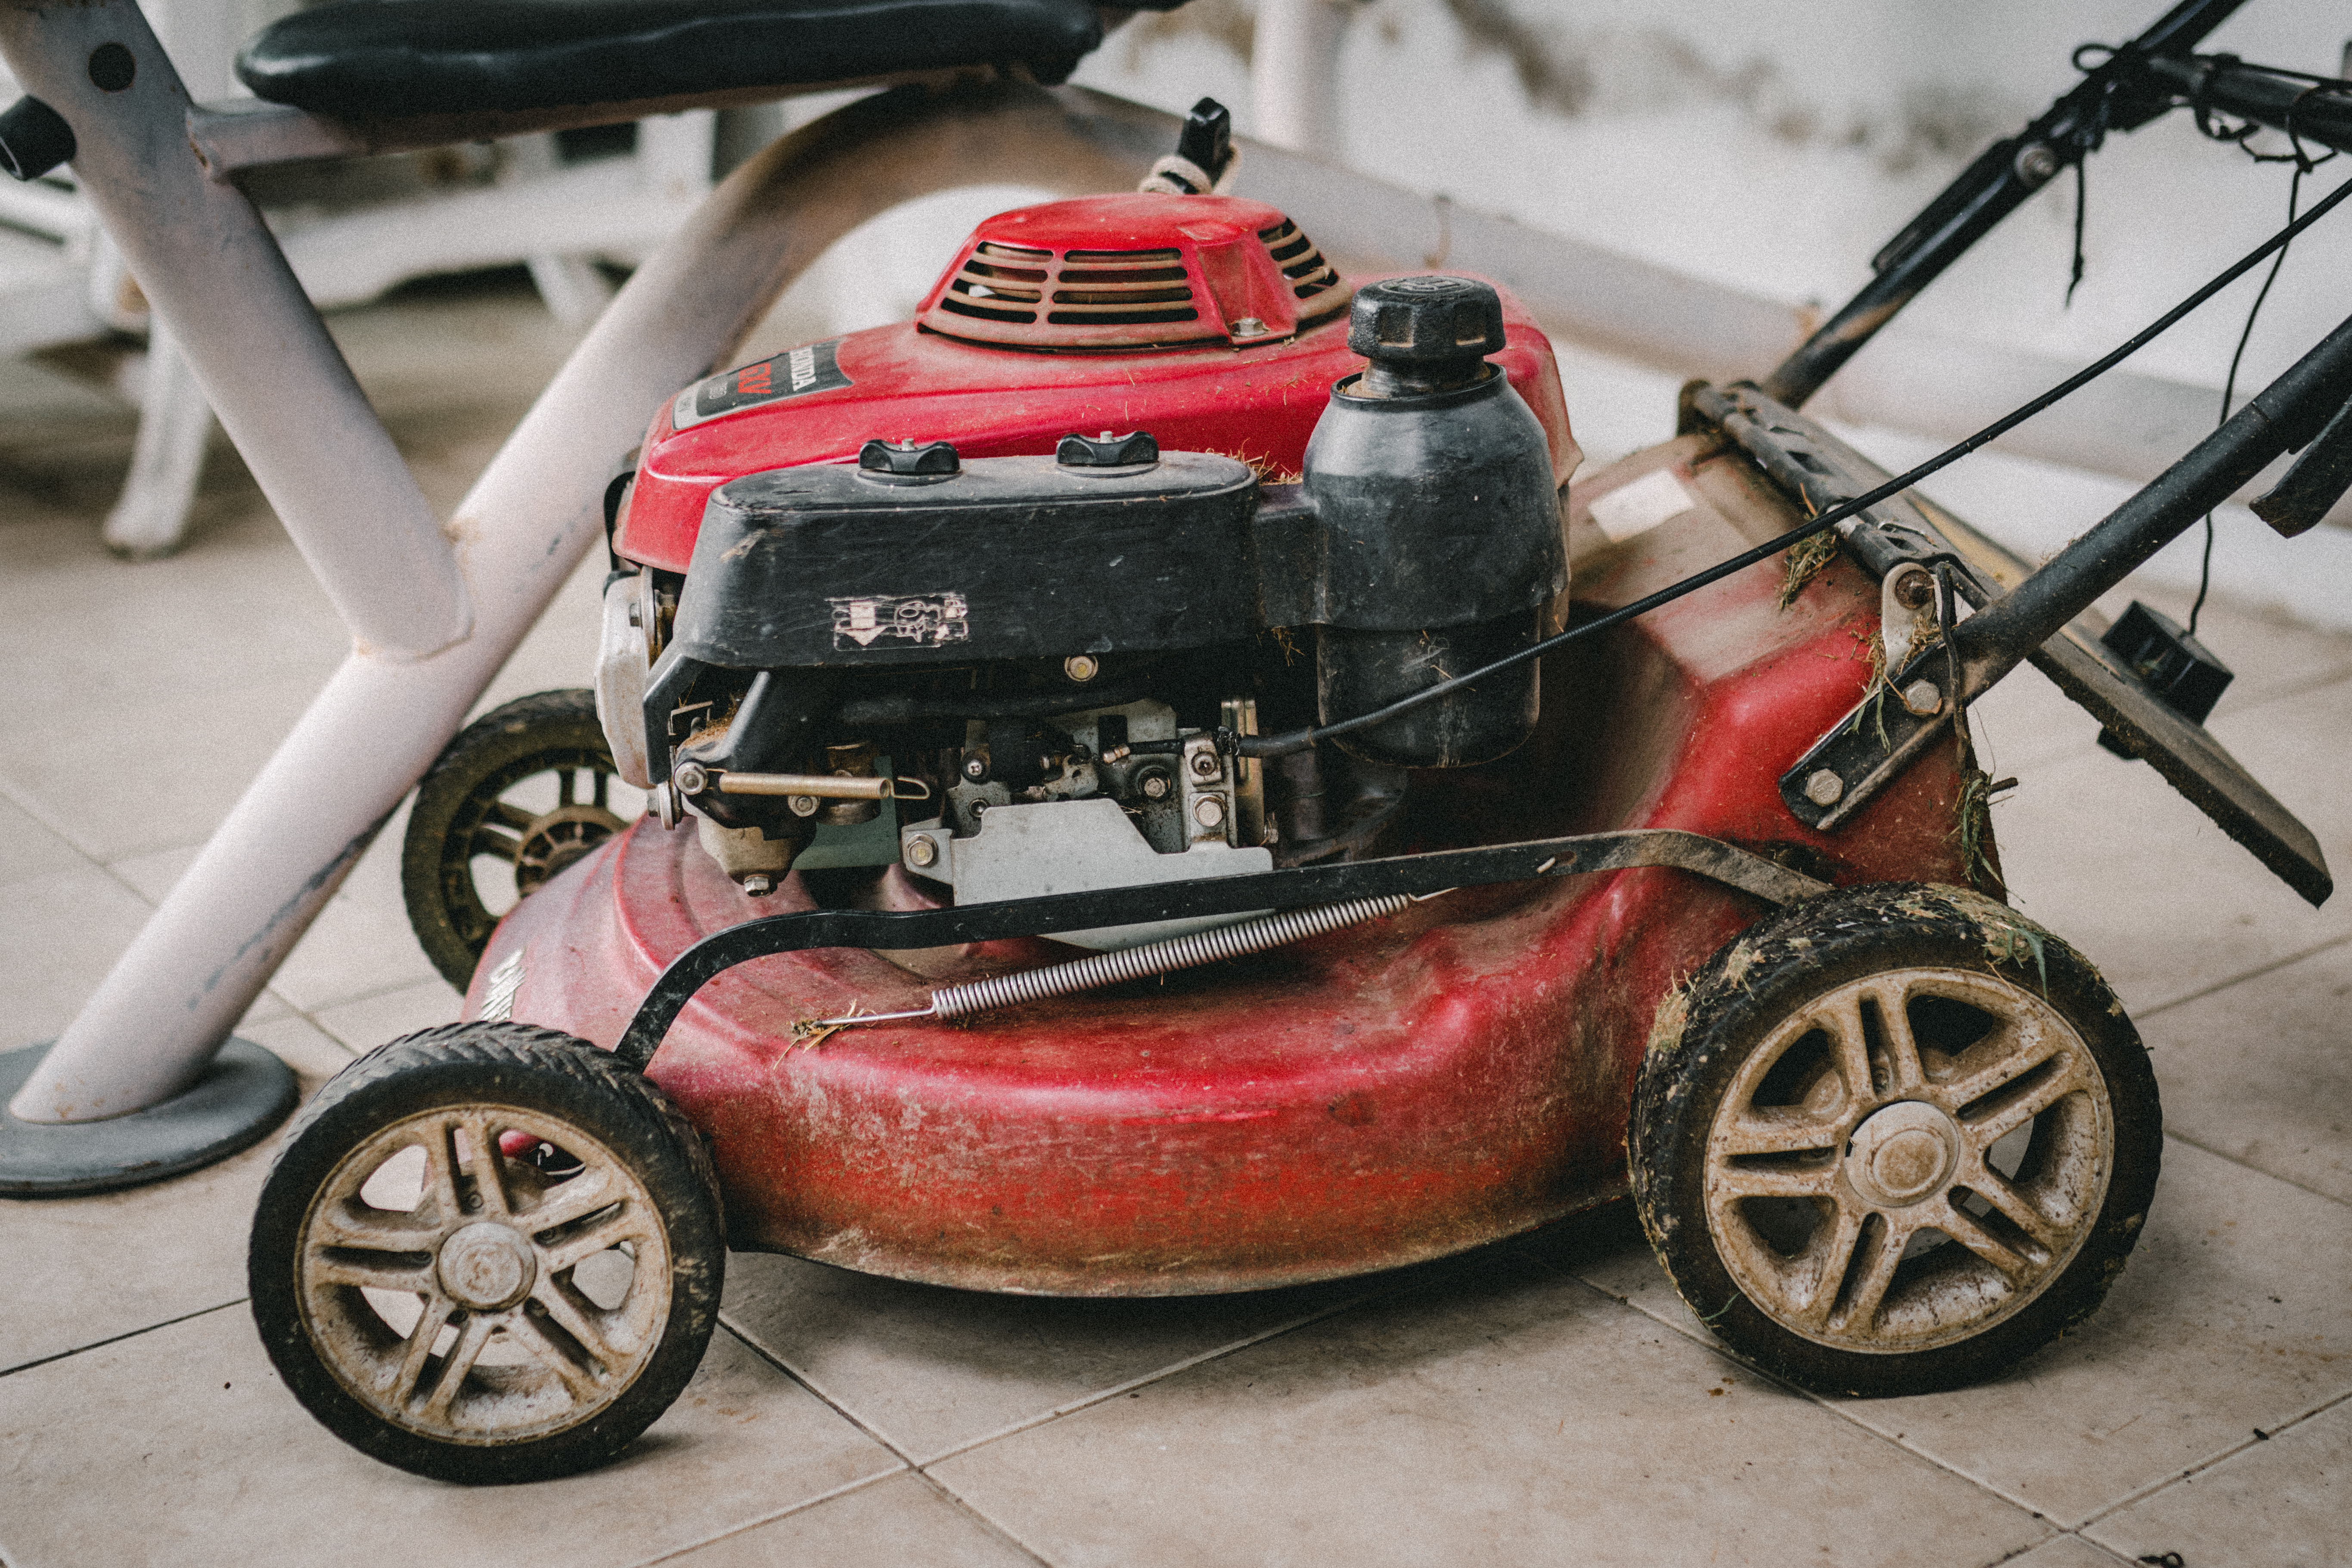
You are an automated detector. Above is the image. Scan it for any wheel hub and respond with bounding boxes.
[436,1220,538,1310]
[515,804,626,894]
[1843,1100,1960,1208]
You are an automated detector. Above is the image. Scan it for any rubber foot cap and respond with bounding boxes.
[0,1040,298,1198]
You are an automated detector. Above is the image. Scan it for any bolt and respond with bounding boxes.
[906,835,939,869]
[1891,567,1935,609]
[1064,654,1100,683]
[2014,142,2060,187]
[1189,750,1221,779]
[1231,317,1270,337]
[1194,796,1227,829]
[740,873,774,897]
[1140,772,1172,801]
[1804,769,1845,807]
[672,760,708,795]
[970,799,990,817]
[1902,679,1943,717]
[963,755,989,780]
[788,795,820,817]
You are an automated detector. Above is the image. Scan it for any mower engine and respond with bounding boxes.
[598,184,1576,947]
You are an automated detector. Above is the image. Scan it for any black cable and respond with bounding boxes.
[2189,88,2335,633]
[1240,166,2352,761]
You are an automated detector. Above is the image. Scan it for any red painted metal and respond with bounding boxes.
[476,518,1975,1295]
[615,197,1571,575]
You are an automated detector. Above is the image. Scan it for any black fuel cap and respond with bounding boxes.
[1056,430,1159,468]
[858,438,960,479]
[1347,276,1506,365]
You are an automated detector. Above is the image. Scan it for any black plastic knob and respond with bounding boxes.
[858,438,960,478]
[1347,275,1506,366]
[0,96,76,183]
[1056,430,1159,468]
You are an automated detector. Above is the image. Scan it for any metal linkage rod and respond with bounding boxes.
[801,895,1415,1034]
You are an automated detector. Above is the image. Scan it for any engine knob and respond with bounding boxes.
[858,438,960,481]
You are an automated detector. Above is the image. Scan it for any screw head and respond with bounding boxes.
[1804,769,1846,807]
[1193,796,1226,829]
[1063,654,1101,683]
[1140,772,1171,801]
[905,835,939,869]
[788,795,820,817]
[962,755,988,780]
[2013,141,2060,187]
[1890,566,1935,609]
[1901,679,1943,717]
[1189,750,1221,778]
[672,760,708,795]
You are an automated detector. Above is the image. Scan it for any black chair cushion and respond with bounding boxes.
[237,0,1129,118]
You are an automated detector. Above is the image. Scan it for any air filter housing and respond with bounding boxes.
[915,193,1347,350]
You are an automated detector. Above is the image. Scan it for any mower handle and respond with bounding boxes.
[1760,0,2250,410]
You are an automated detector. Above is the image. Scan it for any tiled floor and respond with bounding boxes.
[3,276,2346,1567]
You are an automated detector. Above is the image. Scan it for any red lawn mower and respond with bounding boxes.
[249,27,2351,1484]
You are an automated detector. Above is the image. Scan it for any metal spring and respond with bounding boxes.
[926,894,1414,1020]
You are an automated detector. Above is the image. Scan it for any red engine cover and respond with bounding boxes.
[617,194,1575,574]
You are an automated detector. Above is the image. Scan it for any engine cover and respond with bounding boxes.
[614,194,1577,576]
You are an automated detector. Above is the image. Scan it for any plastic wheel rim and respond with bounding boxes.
[1701,966,2113,1355]
[295,1106,672,1445]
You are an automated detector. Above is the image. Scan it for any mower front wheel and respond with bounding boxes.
[249,1023,724,1484]
[1630,882,2160,1397]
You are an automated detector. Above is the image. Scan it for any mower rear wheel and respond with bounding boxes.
[402,689,639,989]
[249,1023,724,1484]
[1630,882,2160,1397]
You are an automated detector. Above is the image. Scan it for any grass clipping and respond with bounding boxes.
[1778,528,1840,609]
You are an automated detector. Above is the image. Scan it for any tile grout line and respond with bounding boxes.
[0,1296,245,1381]
[621,1467,910,1568]
[2070,1383,2352,1535]
[708,1319,1056,1568]
[2132,928,2352,1025]
[1535,1254,2081,1531]
[901,1290,1386,1471]
[2159,1127,2351,1209]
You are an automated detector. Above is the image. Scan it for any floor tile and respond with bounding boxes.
[0,1314,900,1568]
[2139,937,2352,1203]
[263,827,444,1013]
[0,863,164,1053]
[2085,1395,2350,1568]
[311,978,463,1053]
[1827,1141,2352,1528]
[1989,722,2347,1016]
[1564,1144,2352,1526]
[720,1251,1368,1463]
[664,1473,1039,1568]
[931,1253,2044,1568]
[0,792,84,889]
[0,1020,347,1373]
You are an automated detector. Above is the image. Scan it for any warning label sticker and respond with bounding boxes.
[828,593,971,651]
[671,339,852,431]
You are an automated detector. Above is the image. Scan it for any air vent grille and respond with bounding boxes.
[1046,246,1198,326]
[1257,220,1340,300]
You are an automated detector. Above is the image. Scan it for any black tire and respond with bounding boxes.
[1630,882,2160,1397]
[402,689,633,989]
[249,1023,724,1484]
